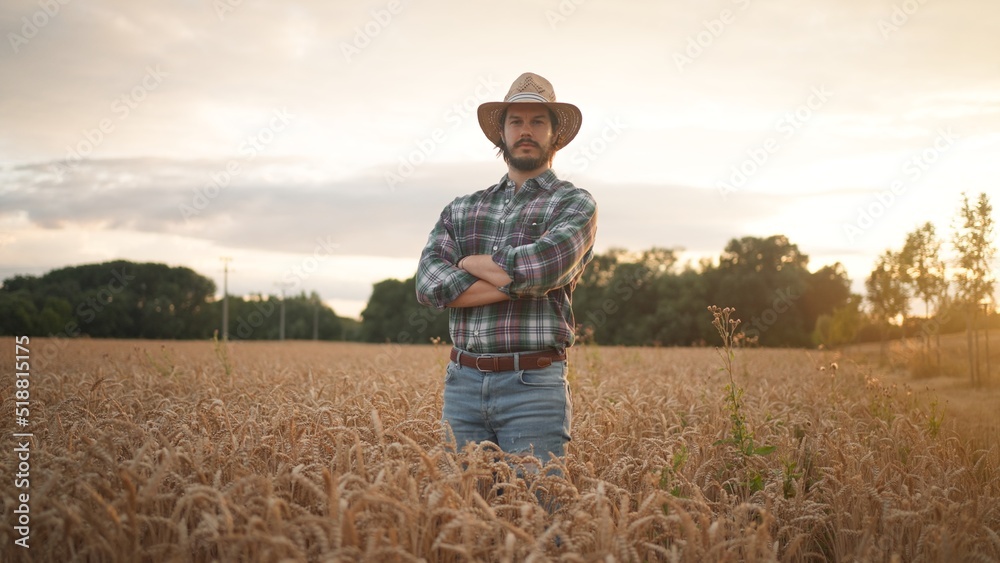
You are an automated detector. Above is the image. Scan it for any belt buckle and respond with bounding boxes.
[474,355,498,372]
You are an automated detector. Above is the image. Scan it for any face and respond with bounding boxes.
[500,104,557,172]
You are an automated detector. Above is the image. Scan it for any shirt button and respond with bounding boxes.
[500,219,505,224]
[492,245,498,251]
[473,330,479,336]
[505,199,510,203]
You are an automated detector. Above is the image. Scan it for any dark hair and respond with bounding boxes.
[495,106,561,163]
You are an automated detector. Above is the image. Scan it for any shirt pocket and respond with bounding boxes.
[508,219,548,247]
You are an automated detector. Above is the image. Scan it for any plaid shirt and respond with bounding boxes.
[415,169,597,354]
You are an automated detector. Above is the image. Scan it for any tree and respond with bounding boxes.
[900,222,950,368]
[362,277,449,344]
[14,260,218,339]
[651,266,713,345]
[800,263,852,338]
[384,238,851,348]
[214,291,346,341]
[594,247,676,345]
[717,235,809,273]
[713,235,813,347]
[572,247,628,343]
[813,294,864,348]
[952,192,996,385]
[865,250,910,362]
[0,289,40,335]
[0,260,352,340]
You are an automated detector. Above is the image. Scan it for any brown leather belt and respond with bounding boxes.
[450,347,566,372]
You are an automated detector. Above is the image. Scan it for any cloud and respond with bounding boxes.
[2,157,461,257]
[2,156,823,264]
[3,0,999,318]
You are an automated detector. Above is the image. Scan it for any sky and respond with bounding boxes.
[1,0,998,320]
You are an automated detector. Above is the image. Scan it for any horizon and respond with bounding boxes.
[2,0,999,320]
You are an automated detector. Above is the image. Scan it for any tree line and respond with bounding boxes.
[359,193,995,363]
[0,236,850,349]
[3,191,993,364]
[855,192,996,384]
[0,260,355,341]
[359,234,854,348]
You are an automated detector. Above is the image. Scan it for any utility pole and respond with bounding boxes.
[275,281,293,341]
[220,257,233,341]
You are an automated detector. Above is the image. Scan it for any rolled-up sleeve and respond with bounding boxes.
[415,202,478,309]
[493,190,597,298]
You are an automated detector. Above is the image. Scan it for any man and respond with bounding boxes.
[415,72,598,465]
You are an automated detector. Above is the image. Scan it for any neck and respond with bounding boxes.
[507,165,549,191]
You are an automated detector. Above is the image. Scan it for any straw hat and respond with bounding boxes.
[477,72,582,151]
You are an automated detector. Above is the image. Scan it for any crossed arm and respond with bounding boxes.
[446,255,512,308]
[414,190,597,310]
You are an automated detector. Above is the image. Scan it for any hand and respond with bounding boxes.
[458,254,512,288]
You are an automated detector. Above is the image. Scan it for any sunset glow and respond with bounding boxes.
[2,0,998,318]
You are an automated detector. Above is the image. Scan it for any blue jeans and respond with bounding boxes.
[442,357,572,463]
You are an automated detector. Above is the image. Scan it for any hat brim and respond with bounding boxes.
[477,101,582,151]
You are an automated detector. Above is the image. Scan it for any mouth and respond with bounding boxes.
[515,142,538,149]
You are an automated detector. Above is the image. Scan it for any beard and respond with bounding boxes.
[502,139,554,171]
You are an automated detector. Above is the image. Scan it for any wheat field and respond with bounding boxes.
[1,337,998,562]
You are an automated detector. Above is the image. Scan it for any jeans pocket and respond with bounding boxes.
[517,363,567,387]
[444,361,458,385]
